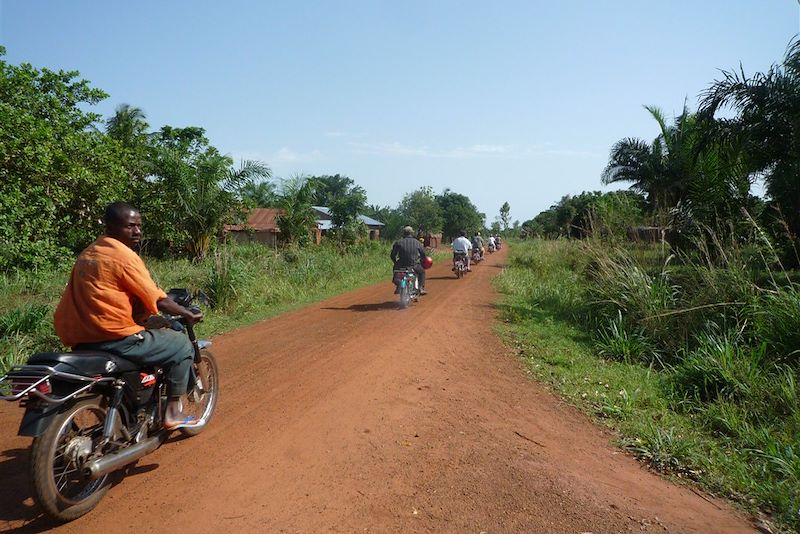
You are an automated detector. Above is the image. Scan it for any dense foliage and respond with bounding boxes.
[520,191,647,240]
[0,47,130,270]
[0,49,271,266]
[497,238,800,531]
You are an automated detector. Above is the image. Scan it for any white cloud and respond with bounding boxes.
[347,141,598,159]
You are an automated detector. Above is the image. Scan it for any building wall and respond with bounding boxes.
[227,230,278,247]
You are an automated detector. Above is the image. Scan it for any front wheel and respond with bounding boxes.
[180,349,220,436]
[30,395,111,522]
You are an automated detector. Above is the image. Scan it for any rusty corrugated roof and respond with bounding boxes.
[226,208,283,232]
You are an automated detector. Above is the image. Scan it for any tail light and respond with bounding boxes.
[11,378,52,396]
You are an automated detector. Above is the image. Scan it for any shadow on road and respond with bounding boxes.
[322,301,399,312]
[0,446,56,533]
[0,443,160,533]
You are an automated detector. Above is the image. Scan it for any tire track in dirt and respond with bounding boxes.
[0,247,754,533]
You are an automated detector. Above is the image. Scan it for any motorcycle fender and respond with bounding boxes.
[18,404,61,437]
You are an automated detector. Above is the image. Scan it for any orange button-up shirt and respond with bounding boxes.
[54,236,167,347]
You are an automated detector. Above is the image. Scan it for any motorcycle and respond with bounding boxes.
[471,248,482,264]
[0,288,219,522]
[453,253,469,279]
[487,242,496,254]
[393,269,420,309]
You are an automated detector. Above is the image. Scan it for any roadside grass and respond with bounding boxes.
[495,238,799,532]
[0,239,417,375]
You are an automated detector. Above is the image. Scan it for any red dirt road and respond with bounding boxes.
[0,247,754,533]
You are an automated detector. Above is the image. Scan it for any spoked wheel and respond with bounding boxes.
[30,395,111,522]
[180,349,220,437]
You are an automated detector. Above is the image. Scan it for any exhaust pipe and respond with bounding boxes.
[83,435,164,480]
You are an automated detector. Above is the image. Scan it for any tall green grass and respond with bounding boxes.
[496,238,800,531]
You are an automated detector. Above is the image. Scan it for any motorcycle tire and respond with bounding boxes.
[30,395,111,522]
[180,349,220,437]
[399,284,410,309]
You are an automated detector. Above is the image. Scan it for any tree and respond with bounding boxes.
[520,191,647,240]
[601,106,695,217]
[310,174,356,207]
[700,38,800,263]
[435,189,484,240]
[0,47,130,270]
[240,180,278,208]
[106,103,152,181]
[106,104,149,148]
[499,202,511,232]
[276,176,317,246]
[307,174,368,247]
[602,105,750,232]
[398,187,442,235]
[179,157,270,260]
[364,204,404,240]
[146,126,271,259]
[329,186,368,248]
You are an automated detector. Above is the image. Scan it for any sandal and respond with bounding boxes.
[164,416,200,431]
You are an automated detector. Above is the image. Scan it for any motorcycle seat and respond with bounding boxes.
[27,351,140,376]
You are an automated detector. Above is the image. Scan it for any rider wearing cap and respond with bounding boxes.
[390,225,428,295]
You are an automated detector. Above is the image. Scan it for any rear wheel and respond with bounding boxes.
[180,349,220,437]
[399,284,410,309]
[30,395,111,522]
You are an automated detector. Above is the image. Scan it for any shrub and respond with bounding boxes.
[669,330,765,403]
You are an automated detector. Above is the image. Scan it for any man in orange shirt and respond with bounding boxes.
[54,202,203,430]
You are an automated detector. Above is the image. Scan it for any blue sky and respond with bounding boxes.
[1,1,798,225]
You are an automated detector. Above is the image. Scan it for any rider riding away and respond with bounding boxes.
[451,230,473,271]
[391,225,428,295]
[54,202,203,430]
[472,231,484,259]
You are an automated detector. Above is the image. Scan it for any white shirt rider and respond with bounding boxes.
[452,236,472,254]
[488,236,496,247]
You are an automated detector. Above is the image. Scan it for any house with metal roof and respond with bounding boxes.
[312,206,385,240]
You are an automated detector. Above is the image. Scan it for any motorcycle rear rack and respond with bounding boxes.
[0,365,114,405]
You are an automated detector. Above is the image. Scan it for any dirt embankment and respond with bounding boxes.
[0,247,754,533]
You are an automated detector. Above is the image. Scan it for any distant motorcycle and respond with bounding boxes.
[487,242,496,254]
[471,248,482,264]
[0,288,219,522]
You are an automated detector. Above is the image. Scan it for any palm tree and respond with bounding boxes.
[106,104,152,181]
[603,105,750,228]
[106,104,149,147]
[602,106,694,215]
[700,38,800,260]
[174,155,271,260]
[240,180,278,207]
[276,175,317,246]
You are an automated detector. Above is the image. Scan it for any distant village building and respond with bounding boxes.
[224,208,286,247]
[225,206,384,245]
[312,206,385,240]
